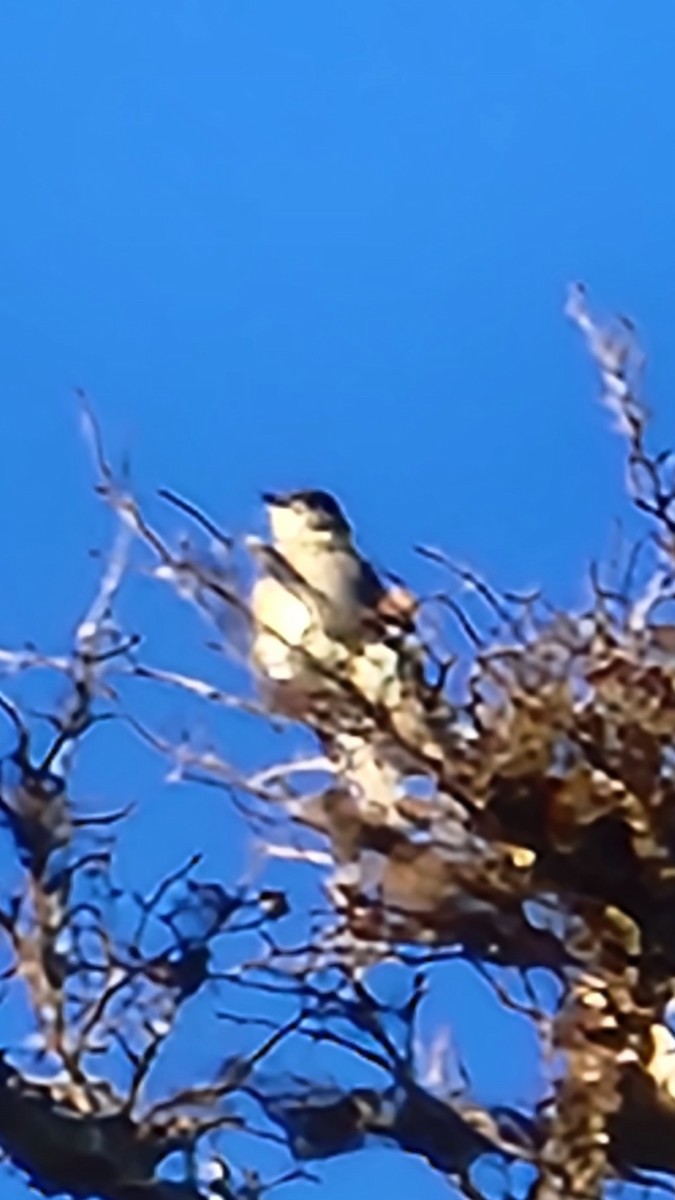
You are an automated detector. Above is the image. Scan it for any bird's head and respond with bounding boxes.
[261,489,352,545]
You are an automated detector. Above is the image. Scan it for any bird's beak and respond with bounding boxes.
[261,491,290,507]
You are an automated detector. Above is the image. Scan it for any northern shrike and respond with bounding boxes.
[249,491,453,817]
[249,489,414,687]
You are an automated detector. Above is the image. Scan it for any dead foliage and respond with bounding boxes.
[3,291,675,1198]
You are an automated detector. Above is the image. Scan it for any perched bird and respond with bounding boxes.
[248,489,450,817]
[249,489,414,685]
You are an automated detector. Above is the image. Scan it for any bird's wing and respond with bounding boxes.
[358,555,387,607]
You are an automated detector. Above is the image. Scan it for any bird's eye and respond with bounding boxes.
[284,489,348,528]
[308,491,340,516]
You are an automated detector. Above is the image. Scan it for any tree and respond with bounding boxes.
[2,288,675,1200]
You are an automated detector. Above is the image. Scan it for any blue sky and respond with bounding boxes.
[1,3,675,1197]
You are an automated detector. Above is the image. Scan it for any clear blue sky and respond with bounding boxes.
[1,3,675,1198]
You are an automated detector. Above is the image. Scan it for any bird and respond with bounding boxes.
[247,489,455,820]
[248,489,415,687]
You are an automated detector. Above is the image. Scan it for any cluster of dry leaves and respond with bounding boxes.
[2,290,675,1199]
